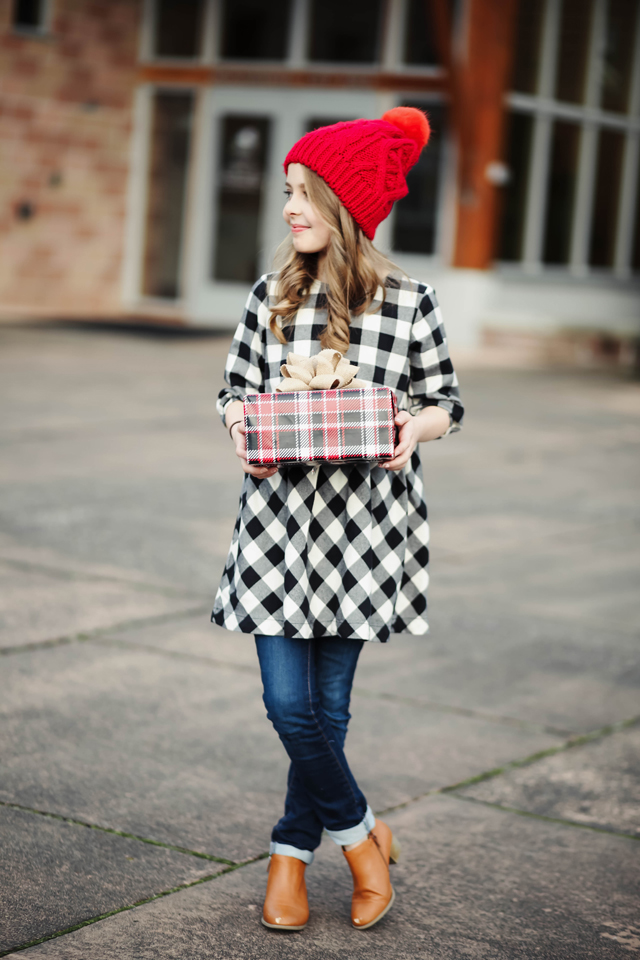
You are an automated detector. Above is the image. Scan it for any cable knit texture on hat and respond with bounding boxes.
[284,107,430,240]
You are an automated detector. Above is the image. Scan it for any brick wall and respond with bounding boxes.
[0,0,142,319]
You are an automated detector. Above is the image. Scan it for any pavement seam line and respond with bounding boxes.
[0,605,212,657]
[93,636,261,675]
[2,716,637,954]
[0,800,238,865]
[5,715,637,878]
[447,793,640,841]
[375,713,640,817]
[0,855,269,958]
[93,637,571,738]
[0,556,208,600]
[352,686,571,738]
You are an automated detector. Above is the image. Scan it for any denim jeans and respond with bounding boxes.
[255,635,374,864]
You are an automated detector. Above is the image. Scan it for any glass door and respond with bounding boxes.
[187,86,378,326]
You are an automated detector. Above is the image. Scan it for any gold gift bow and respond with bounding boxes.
[276,349,368,393]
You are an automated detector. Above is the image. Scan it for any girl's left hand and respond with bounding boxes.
[380,411,418,471]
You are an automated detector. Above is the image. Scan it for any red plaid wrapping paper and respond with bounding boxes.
[244,387,398,465]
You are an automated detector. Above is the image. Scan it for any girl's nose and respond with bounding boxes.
[284,194,300,217]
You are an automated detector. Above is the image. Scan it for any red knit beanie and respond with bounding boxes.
[284,107,431,240]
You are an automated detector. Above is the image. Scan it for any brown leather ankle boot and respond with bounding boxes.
[342,819,400,930]
[261,854,309,931]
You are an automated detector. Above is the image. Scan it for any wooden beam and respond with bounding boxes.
[138,63,447,94]
[453,0,518,268]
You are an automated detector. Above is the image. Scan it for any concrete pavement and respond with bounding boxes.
[0,322,638,958]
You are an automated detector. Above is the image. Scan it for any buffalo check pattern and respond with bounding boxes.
[212,272,464,643]
[244,388,398,465]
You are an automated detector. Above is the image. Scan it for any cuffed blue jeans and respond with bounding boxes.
[255,635,375,864]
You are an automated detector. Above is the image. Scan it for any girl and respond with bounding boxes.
[213,108,464,932]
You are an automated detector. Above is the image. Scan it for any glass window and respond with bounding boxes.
[555,0,593,104]
[143,93,194,299]
[498,113,534,261]
[309,0,383,63]
[589,129,625,267]
[213,116,271,283]
[13,0,45,29]
[404,0,440,67]
[154,0,204,58]
[511,0,544,93]
[499,0,640,272]
[220,0,291,60]
[542,121,581,265]
[601,0,638,113]
[392,103,445,255]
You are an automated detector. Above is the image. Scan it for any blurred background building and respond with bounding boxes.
[1,0,639,356]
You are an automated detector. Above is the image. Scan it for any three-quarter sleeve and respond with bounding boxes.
[407,288,464,435]
[216,277,268,423]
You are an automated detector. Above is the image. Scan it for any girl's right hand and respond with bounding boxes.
[230,422,279,479]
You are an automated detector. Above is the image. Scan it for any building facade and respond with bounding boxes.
[1,0,639,352]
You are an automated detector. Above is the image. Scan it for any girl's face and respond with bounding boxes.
[283,163,331,255]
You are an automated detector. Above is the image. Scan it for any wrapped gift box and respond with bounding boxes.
[244,387,398,466]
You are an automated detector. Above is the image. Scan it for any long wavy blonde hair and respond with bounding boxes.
[269,168,400,353]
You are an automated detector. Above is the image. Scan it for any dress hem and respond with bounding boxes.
[210,607,429,643]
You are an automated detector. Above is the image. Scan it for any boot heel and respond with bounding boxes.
[389,836,401,864]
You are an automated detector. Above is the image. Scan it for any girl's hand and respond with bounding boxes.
[380,411,418,471]
[230,422,279,479]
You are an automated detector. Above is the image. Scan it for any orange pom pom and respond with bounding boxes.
[381,107,431,150]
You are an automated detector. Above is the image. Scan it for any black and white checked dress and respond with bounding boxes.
[212,273,464,643]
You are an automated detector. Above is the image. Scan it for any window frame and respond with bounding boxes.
[501,0,640,278]
[141,87,197,300]
[387,92,452,261]
[122,83,201,311]
[140,0,216,63]
[11,0,52,37]
[142,0,449,73]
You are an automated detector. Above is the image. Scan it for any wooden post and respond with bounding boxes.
[452,0,518,268]
[428,0,518,269]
